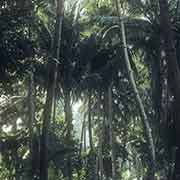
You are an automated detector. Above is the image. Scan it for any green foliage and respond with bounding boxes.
[1,0,180,179]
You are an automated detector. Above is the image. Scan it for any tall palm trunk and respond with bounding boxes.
[151,52,162,127]
[14,150,20,180]
[40,77,54,180]
[40,1,64,180]
[122,19,156,179]
[80,117,86,156]
[97,92,103,180]
[88,90,93,151]
[28,69,35,180]
[108,85,117,180]
[87,90,96,180]
[52,89,57,125]
[84,121,87,153]
[114,0,156,179]
[64,90,73,180]
[159,0,180,179]
[77,117,86,180]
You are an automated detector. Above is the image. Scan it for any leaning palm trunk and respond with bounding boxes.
[121,19,155,179]
[114,0,156,179]
[40,1,64,180]
[108,84,117,180]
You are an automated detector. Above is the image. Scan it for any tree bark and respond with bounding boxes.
[39,1,64,180]
[88,90,93,152]
[159,0,180,98]
[87,90,96,180]
[84,120,87,153]
[151,52,162,127]
[79,117,86,156]
[52,89,57,125]
[39,66,55,180]
[77,117,86,179]
[97,92,103,180]
[28,69,36,180]
[114,0,156,179]
[159,0,180,179]
[108,85,117,180]
[64,90,73,180]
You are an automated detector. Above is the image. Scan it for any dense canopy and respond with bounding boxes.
[0,0,180,180]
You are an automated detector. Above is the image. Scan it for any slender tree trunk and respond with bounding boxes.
[40,1,64,180]
[95,155,99,180]
[39,67,54,180]
[52,89,57,125]
[114,1,156,179]
[122,19,156,179]
[97,91,103,180]
[12,116,20,180]
[64,90,73,180]
[88,90,93,152]
[84,121,87,153]
[80,117,86,156]
[103,90,111,180]
[159,0,180,179]
[14,150,20,180]
[77,117,86,180]
[108,84,117,180]
[28,69,35,180]
[151,52,162,126]
[87,90,96,180]
[159,0,180,99]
